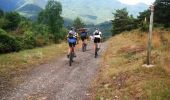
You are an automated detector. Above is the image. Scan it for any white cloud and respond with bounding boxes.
[118,0,155,5]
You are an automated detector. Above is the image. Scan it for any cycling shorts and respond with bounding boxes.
[81,36,87,41]
[68,37,76,47]
[94,37,101,43]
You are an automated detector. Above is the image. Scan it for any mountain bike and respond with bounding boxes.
[82,42,86,52]
[69,44,75,66]
[94,43,99,58]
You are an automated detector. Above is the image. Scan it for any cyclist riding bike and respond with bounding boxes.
[67,27,79,58]
[80,28,88,50]
[93,28,102,52]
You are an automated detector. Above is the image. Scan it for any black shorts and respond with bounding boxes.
[69,42,76,47]
[81,36,87,41]
[94,37,101,43]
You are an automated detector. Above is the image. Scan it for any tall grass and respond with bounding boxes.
[92,28,170,100]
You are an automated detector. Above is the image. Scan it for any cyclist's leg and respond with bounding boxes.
[94,37,97,50]
[84,37,87,45]
[81,37,85,45]
[94,38,98,57]
[73,42,76,57]
[98,38,101,49]
[67,42,72,57]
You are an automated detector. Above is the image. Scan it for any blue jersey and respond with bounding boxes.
[68,37,76,43]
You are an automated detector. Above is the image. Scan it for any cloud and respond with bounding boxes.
[118,0,155,5]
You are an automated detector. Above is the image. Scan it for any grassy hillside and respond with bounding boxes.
[0,43,67,96]
[92,28,170,100]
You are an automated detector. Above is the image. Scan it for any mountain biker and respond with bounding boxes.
[67,27,79,58]
[93,28,102,51]
[80,28,88,48]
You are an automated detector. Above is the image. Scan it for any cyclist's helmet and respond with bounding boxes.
[69,30,75,35]
[95,28,99,30]
[82,28,86,32]
[71,27,75,31]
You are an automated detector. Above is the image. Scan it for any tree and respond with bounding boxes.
[137,10,150,31]
[154,0,170,27]
[38,0,63,43]
[111,8,137,35]
[0,9,4,18]
[4,12,21,30]
[73,17,85,29]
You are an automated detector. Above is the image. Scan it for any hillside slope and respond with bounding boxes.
[16,4,43,20]
[0,0,148,24]
[92,29,170,99]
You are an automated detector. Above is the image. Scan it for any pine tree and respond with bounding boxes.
[154,0,170,27]
[38,0,63,43]
[73,17,85,30]
[111,8,137,35]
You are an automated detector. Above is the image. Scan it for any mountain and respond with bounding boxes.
[59,0,149,24]
[16,4,43,20]
[0,0,149,24]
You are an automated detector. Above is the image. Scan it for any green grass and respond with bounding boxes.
[0,43,67,86]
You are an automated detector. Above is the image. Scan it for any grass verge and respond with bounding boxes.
[92,29,170,100]
[0,43,67,96]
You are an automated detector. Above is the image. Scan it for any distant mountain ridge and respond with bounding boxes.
[17,4,43,21]
[0,0,149,24]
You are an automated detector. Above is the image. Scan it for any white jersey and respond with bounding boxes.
[68,30,77,38]
[93,30,102,39]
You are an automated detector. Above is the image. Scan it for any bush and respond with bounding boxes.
[0,28,21,53]
[33,24,50,45]
[35,35,46,47]
[23,31,36,49]
[140,22,149,32]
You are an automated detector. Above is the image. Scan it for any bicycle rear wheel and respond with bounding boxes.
[82,43,85,52]
[69,52,74,66]
[69,44,74,66]
[94,46,98,58]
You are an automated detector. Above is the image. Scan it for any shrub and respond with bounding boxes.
[23,31,36,49]
[35,35,46,47]
[0,28,21,53]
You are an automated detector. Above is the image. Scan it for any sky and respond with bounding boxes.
[118,0,155,5]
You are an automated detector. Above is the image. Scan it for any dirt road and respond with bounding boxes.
[2,42,107,100]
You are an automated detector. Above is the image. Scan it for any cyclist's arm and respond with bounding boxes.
[66,32,71,41]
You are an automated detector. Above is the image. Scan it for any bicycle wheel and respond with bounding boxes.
[69,52,73,66]
[82,43,85,52]
[95,47,97,58]
[84,43,87,51]
[69,45,74,66]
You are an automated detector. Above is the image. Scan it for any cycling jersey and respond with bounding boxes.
[67,30,78,47]
[80,32,87,37]
[93,30,102,39]
[68,30,77,38]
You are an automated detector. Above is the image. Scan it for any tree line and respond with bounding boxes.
[0,0,67,54]
[111,0,170,35]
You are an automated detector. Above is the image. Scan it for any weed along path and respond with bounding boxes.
[1,42,107,100]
